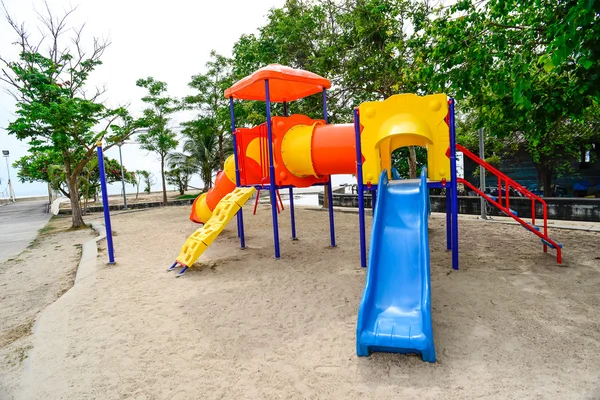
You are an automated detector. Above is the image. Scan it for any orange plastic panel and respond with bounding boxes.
[271,114,329,188]
[189,195,202,223]
[205,169,237,210]
[235,125,269,186]
[224,64,331,102]
[311,123,356,176]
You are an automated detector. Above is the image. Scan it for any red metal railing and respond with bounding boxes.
[456,144,562,264]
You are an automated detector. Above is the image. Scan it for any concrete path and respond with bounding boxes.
[0,200,51,263]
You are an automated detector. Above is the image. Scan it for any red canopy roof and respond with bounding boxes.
[224,64,331,102]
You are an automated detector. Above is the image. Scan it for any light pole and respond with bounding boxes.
[117,142,127,210]
[478,128,488,220]
[2,150,15,202]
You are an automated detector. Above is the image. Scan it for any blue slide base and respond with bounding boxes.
[356,170,436,363]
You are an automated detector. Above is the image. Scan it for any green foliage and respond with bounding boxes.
[177,193,202,200]
[179,119,220,191]
[136,77,179,204]
[229,0,430,170]
[418,0,600,194]
[134,170,153,194]
[166,152,197,195]
[391,147,428,179]
[0,5,130,226]
[185,51,234,171]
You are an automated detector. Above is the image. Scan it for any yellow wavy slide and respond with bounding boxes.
[168,187,256,277]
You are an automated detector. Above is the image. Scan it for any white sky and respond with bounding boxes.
[0,0,288,197]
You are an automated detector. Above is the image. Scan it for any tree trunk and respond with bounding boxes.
[67,176,85,228]
[136,183,140,200]
[408,146,417,179]
[161,155,167,205]
[536,163,554,197]
[323,184,329,209]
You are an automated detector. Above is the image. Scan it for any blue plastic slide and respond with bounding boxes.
[356,169,436,362]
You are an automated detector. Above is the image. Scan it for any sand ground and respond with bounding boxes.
[2,204,600,399]
[0,216,94,399]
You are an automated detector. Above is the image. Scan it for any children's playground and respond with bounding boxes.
[5,66,600,399]
[171,65,564,361]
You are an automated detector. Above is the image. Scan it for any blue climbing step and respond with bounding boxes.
[541,238,562,249]
[524,223,540,232]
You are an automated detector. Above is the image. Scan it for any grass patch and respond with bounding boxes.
[27,238,40,249]
[38,224,56,235]
[177,192,202,200]
[16,344,33,363]
[0,319,35,348]
[67,224,93,232]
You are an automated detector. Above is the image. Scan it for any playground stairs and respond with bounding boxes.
[455,144,563,264]
[169,187,256,277]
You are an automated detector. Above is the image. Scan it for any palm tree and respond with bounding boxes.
[166,152,197,195]
[179,118,223,191]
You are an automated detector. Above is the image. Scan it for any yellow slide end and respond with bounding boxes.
[175,187,256,268]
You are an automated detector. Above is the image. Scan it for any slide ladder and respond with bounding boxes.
[456,144,562,263]
[169,187,256,277]
[356,170,436,362]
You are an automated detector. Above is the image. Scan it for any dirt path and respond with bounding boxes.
[15,205,600,399]
[0,216,94,400]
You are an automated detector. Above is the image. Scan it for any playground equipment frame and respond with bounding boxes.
[228,81,336,259]
[353,99,460,270]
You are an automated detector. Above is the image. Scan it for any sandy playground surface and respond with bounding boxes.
[1,203,600,399]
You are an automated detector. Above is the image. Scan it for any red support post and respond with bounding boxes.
[253,190,261,215]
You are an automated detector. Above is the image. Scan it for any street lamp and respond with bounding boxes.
[117,141,128,210]
[2,150,15,202]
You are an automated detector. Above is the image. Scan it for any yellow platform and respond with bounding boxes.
[175,187,256,268]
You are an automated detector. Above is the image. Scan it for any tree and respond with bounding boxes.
[80,156,135,211]
[0,4,129,227]
[135,170,154,194]
[418,0,600,195]
[186,51,234,170]
[136,77,179,205]
[230,0,432,176]
[179,118,220,191]
[165,152,196,195]
[134,170,146,199]
[15,149,134,211]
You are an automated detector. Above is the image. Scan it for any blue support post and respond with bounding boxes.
[322,89,328,122]
[323,89,336,247]
[230,97,246,249]
[449,99,459,270]
[283,101,296,240]
[96,141,115,264]
[354,108,367,268]
[265,80,281,258]
[445,188,452,250]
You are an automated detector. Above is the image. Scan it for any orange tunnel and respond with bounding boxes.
[191,119,357,224]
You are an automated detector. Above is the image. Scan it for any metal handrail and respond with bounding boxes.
[456,144,562,264]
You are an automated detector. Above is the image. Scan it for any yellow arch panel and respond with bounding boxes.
[359,93,450,184]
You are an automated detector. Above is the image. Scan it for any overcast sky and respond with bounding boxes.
[0,0,290,198]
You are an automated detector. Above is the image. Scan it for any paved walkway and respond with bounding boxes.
[0,200,51,264]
